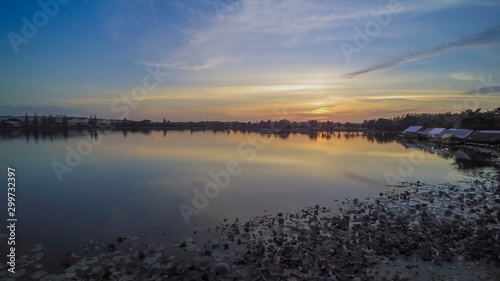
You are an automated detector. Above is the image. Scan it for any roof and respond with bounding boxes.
[68,118,88,122]
[467,131,500,143]
[428,128,446,135]
[403,142,418,148]
[440,134,455,139]
[417,128,432,135]
[476,130,500,134]
[453,151,471,160]
[430,148,445,155]
[402,126,423,133]
[439,129,473,139]
[0,116,27,122]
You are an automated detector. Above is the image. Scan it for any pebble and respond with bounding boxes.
[3,171,500,280]
[30,270,47,279]
[91,265,103,274]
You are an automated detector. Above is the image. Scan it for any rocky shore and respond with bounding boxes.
[3,170,500,281]
[462,144,500,166]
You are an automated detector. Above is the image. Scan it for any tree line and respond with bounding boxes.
[361,108,500,131]
[3,108,499,131]
[0,114,99,128]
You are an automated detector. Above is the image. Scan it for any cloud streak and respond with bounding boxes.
[144,58,223,71]
[464,86,500,95]
[343,24,500,79]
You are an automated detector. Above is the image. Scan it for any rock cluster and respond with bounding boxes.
[3,171,500,280]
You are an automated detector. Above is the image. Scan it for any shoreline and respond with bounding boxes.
[4,169,499,280]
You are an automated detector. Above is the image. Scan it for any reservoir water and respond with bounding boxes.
[0,129,492,252]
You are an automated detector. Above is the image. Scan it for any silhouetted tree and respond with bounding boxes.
[24,113,29,127]
[88,114,97,126]
[62,115,68,127]
[309,119,319,128]
[33,113,38,127]
[48,114,54,127]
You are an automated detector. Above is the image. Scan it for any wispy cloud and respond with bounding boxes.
[463,86,500,95]
[0,105,95,117]
[450,73,476,81]
[143,58,224,71]
[343,24,500,78]
[134,0,491,79]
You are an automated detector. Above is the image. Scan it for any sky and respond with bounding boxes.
[1,0,499,122]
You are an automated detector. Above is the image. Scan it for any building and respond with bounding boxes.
[402,126,423,134]
[416,128,432,137]
[0,116,23,127]
[437,129,474,144]
[439,129,474,139]
[467,130,500,144]
[427,128,446,137]
[67,117,89,127]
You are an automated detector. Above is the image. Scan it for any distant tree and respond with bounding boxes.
[41,115,47,128]
[257,120,267,129]
[278,119,291,129]
[88,114,98,126]
[62,115,68,127]
[373,118,393,131]
[33,113,39,127]
[24,113,29,127]
[358,107,500,131]
[324,121,333,130]
[308,119,319,128]
[49,114,54,127]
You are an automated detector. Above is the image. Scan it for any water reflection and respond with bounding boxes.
[399,139,492,170]
[0,129,105,144]
[0,129,497,253]
[0,129,404,144]
[0,129,494,171]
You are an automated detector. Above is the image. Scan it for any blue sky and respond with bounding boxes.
[1,0,499,122]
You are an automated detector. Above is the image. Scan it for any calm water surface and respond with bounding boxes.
[0,130,491,252]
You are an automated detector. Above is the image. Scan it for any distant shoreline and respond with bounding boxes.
[0,125,391,134]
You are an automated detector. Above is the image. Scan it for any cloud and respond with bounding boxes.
[144,58,223,71]
[343,24,500,79]
[133,0,491,80]
[463,86,500,95]
[0,105,95,117]
[450,73,476,81]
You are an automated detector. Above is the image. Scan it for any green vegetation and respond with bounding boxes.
[362,108,500,131]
